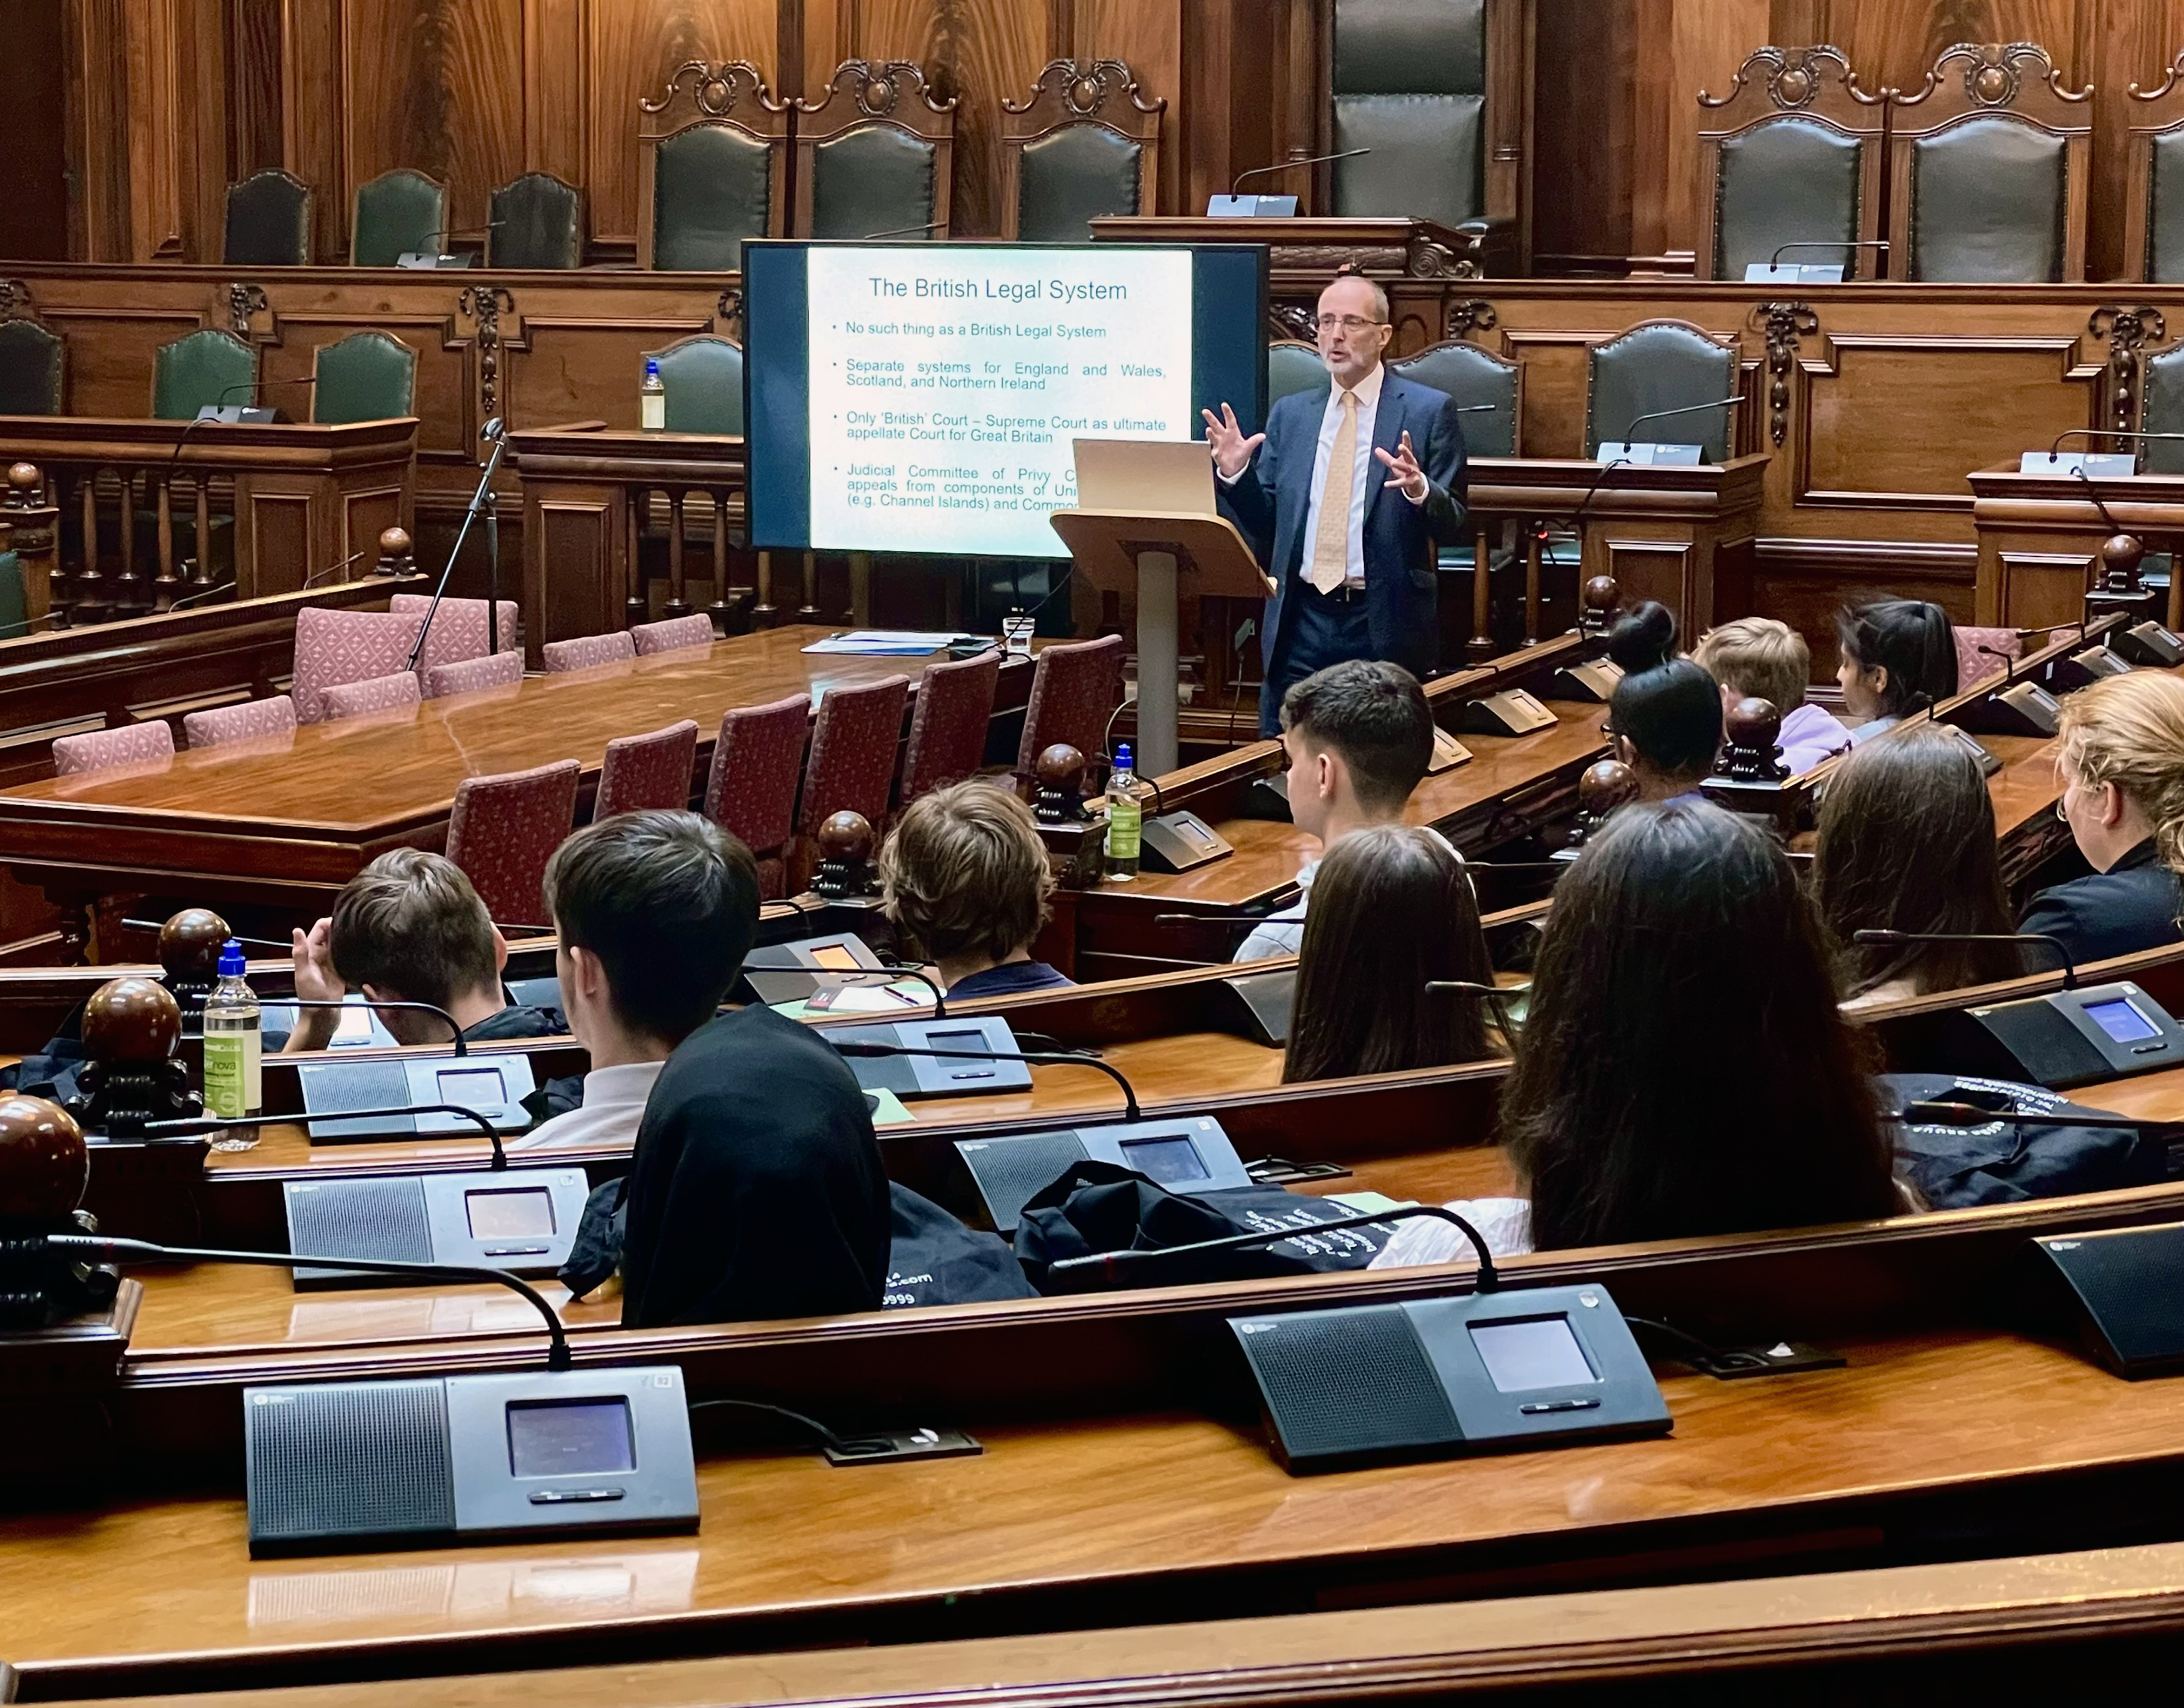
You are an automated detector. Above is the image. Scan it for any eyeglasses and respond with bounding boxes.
[1315,314,1386,333]
[2055,777,2078,824]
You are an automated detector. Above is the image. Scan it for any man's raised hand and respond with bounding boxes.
[1375,429,1429,500]
[1201,403,1266,481]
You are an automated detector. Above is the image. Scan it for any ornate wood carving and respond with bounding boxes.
[1446,298,1498,340]
[641,60,778,120]
[1909,42,2091,110]
[459,285,515,421]
[1755,301,1819,447]
[1003,59,1164,124]
[1698,44,1879,112]
[225,283,266,338]
[0,281,30,321]
[1268,304,1315,342]
[716,289,743,336]
[2090,306,2168,433]
[1407,235,1480,280]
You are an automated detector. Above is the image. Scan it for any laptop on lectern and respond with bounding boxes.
[1072,439,1215,514]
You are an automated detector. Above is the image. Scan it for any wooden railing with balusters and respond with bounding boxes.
[0,461,61,633]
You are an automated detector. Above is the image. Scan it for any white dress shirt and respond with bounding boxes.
[507,1059,663,1151]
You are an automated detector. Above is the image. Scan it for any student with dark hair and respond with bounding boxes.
[1605,601,1722,804]
[1235,657,1451,961]
[1282,825,1496,1083]
[514,810,756,1151]
[1813,726,2023,1007]
[1835,598,1958,743]
[879,780,1072,997]
[1372,801,1902,1267]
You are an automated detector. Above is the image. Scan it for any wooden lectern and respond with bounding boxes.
[1046,508,1266,777]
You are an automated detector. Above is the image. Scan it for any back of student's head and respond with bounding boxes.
[879,779,1053,965]
[1283,825,1493,1082]
[2057,668,2184,873]
[544,810,758,1046]
[1835,599,1958,717]
[330,848,498,1011]
[1606,602,1722,781]
[1280,660,1434,814]
[1504,800,1896,1251]
[1813,725,2018,998]
[1692,616,1810,715]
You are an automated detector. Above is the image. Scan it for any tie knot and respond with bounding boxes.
[1339,389,1358,409]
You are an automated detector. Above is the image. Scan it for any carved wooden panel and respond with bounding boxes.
[254,310,474,465]
[33,307,209,417]
[240,490,311,596]
[500,313,718,431]
[337,481,411,570]
[530,495,619,651]
[1995,546,2099,631]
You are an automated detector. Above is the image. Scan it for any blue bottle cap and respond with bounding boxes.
[218,937,246,977]
[1116,742,1132,769]
[645,358,661,376]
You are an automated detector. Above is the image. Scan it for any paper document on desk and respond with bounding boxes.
[803,631,976,655]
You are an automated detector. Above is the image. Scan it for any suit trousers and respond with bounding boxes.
[1260,580,1375,737]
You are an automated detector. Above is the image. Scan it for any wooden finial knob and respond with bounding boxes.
[1578,758,1639,816]
[1036,743,1087,792]
[375,526,415,575]
[0,1094,87,1219]
[1582,575,1619,613]
[1726,695,1781,749]
[5,463,39,509]
[2101,532,2146,584]
[82,977,183,1063]
[157,908,231,981]
[819,809,874,861]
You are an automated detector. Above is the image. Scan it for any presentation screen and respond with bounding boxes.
[745,242,1268,559]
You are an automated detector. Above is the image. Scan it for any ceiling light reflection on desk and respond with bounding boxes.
[246,1551,700,1628]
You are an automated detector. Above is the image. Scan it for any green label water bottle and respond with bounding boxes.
[201,937,262,1149]
[1105,742,1141,881]
[640,357,666,432]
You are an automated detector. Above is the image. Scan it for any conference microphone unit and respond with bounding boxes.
[1594,396,1741,466]
[194,374,320,426]
[735,931,892,1007]
[397,221,505,269]
[1208,147,1371,217]
[2026,1220,2184,1379]
[32,1232,700,1555]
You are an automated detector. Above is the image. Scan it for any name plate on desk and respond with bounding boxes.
[1204,194,1299,217]
[2019,451,2137,478]
[1140,810,1235,873]
[1593,441,1704,466]
[1461,688,1559,737]
[1743,262,1844,283]
[1425,727,1474,774]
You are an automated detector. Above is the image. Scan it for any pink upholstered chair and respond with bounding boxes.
[424,649,524,699]
[388,593,519,682]
[1955,626,2021,695]
[1014,633,1125,783]
[52,721,175,777]
[595,719,700,820]
[542,631,637,673]
[322,670,423,721]
[446,758,582,926]
[702,692,811,898]
[183,695,297,750]
[900,647,1002,804]
[291,606,426,723]
[793,675,910,888]
[630,614,717,656]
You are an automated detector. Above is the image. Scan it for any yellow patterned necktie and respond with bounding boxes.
[1308,389,1359,594]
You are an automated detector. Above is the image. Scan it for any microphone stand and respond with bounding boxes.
[1046,1203,1500,1292]
[147,1102,511,1170]
[410,421,509,672]
[1851,927,2076,990]
[825,1040,1140,1119]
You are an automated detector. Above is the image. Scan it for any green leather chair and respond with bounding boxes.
[1585,322,1738,463]
[1714,116,1864,279]
[2146,130,2184,282]
[351,169,446,267]
[488,172,585,270]
[0,550,27,639]
[1908,117,2066,283]
[313,331,416,424]
[0,320,63,416]
[152,328,255,421]
[648,336,744,435]
[1003,60,1162,242]
[223,169,313,266]
[1016,127,1142,243]
[1267,340,1330,410]
[1330,0,1485,229]
[1391,339,1519,458]
[653,126,774,271]
[810,127,939,240]
[2141,343,2184,474]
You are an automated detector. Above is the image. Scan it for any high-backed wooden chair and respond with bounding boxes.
[638,61,791,272]
[645,334,743,435]
[792,61,957,242]
[224,170,313,266]
[0,319,63,416]
[350,169,446,268]
[151,329,254,422]
[2137,340,2184,473]
[1000,59,1164,242]
[312,330,416,424]
[1585,321,1741,463]
[488,172,586,271]
[1267,340,1329,410]
[2125,49,2184,283]
[1391,339,1521,458]
[1886,42,2091,283]
[1696,45,1888,280]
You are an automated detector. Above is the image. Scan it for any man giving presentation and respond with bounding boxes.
[1204,273,1469,736]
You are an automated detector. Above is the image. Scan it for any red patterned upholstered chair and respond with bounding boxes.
[183,694,297,750]
[899,647,1002,805]
[542,631,638,673]
[1955,626,2021,694]
[793,675,909,887]
[447,758,582,927]
[322,670,423,721]
[424,649,524,699]
[630,614,717,656]
[702,692,811,898]
[1014,632,1125,786]
[291,606,425,724]
[52,721,175,777]
[596,719,700,819]
[388,594,519,682]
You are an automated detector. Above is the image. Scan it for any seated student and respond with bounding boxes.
[511,810,746,1152]
[1814,725,2023,1007]
[2020,670,2184,963]
[1235,658,1446,962]
[1371,801,1903,1267]
[1692,616,1850,775]
[1606,602,1722,804]
[283,848,564,1053]
[620,827,891,1328]
[1282,826,1496,1083]
[1835,599,1958,744]
[878,779,1072,998]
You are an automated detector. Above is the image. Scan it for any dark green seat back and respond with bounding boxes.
[0,320,63,415]
[810,127,937,240]
[655,124,773,271]
[1392,340,1517,458]
[1331,0,1485,226]
[352,170,446,267]
[153,329,256,421]
[224,170,313,266]
[2143,344,2184,474]
[1716,116,1864,278]
[653,338,744,435]
[1268,341,1331,410]
[1018,125,1142,242]
[2148,131,2184,284]
[0,550,26,640]
[488,173,585,270]
[314,331,416,424]
[1586,323,1737,462]
[1909,116,2066,282]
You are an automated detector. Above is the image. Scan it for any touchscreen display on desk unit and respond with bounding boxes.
[465,1187,556,1240]
[1469,1317,1598,1393]
[808,944,864,971]
[507,1398,636,1478]
[2086,997,2161,1042]
[436,1065,510,1104]
[926,1028,995,1057]
[1120,1133,1210,1186]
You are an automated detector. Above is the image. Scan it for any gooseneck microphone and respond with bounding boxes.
[34,1234,569,1367]
[870,960,947,1018]
[1047,1203,1500,1291]
[825,1039,1140,1120]
[1850,927,2076,991]
[146,1102,509,1170]
[858,220,945,240]
[1768,239,1891,267]
[266,997,469,1056]
[1614,396,1743,446]
[1231,148,1371,193]
[407,417,510,671]
[2046,427,2184,464]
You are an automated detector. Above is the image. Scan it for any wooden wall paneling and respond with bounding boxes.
[122,0,184,260]
[1529,0,1635,272]
[1484,0,1537,268]
[497,307,719,434]
[281,0,345,264]
[1071,0,1182,215]
[227,0,285,180]
[254,306,474,467]
[0,1,74,260]
[36,304,214,415]
[523,0,588,200]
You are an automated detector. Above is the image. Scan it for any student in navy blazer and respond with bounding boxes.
[1205,275,1470,736]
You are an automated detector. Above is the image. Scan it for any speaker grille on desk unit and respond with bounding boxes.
[287,1179,433,1275]
[300,1060,416,1137]
[1237,1306,1460,1463]
[246,1380,456,1546]
[958,1132,1091,1232]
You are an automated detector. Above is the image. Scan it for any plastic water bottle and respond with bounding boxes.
[201,937,262,1148]
[640,358,666,432]
[1105,743,1142,882]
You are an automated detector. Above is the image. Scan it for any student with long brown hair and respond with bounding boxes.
[1813,725,2024,1006]
[1281,824,1495,1083]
